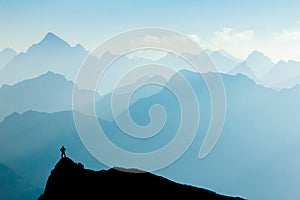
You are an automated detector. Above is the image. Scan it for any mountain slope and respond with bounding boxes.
[0,161,42,200]
[0,48,17,70]
[263,60,300,88]
[209,50,241,73]
[229,50,274,83]
[0,71,74,122]
[0,71,102,122]
[0,110,105,187]
[0,32,89,86]
[1,71,300,199]
[38,157,244,200]
[178,50,241,73]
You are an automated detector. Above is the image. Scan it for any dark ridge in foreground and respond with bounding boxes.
[38,158,245,200]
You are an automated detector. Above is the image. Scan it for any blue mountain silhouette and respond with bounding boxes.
[1,69,300,199]
[0,32,89,86]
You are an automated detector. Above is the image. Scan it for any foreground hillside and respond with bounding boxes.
[38,157,245,200]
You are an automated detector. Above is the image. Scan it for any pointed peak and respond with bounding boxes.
[100,51,118,60]
[247,50,265,58]
[26,32,71,53]
[41,71,61,78]
[74,44,86,51]
[36,71,68,82]
[44,32,60,40]
[246,50,274,65]
[39,32,69,46]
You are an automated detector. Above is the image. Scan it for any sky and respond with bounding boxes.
[1,0,300,62]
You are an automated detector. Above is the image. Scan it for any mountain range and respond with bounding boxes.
[0,72,74,122]
[0,69,300,199]
[0,32,89,86]
[1,32,300,200]
[1,32,300,89]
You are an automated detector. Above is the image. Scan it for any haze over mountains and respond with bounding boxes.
[0,32,89,86]
[1,32,300,89]
[1,32,300,200]
[0,70,300,199]
[0,161,41,200]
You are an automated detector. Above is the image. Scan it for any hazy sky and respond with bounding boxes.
[1,0,300,62]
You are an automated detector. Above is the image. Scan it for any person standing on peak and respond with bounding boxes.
[60,146,66,158]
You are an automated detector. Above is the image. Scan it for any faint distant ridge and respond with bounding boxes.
[1,32,300,88]
[0,71,74,122]
[229,50,274,82]
[0,48,17,70]
[38,157,245,200]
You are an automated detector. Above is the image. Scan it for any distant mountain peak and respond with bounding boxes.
[74,44,86,51]
[33,32,70,49]
[245,50,274,66]
[250,50,263,55]
[43,32,63,41]
[232,50,275,80]
[247,50,269,60]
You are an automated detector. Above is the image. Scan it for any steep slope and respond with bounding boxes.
[0,71,74,122]
[0,71,102,122]
[159,50,240,74]
[38,157,244,199]
[0,48,17,70]
[0,161,42,200]
[263,60,300,88]
[0,111,105,187]
[209,50,241,73]
[230,50,274,83]
[1,71,300,199]
[229,61,258,82]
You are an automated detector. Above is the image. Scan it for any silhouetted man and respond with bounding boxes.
[60,146,66,158]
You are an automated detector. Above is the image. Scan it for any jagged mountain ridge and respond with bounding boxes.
[1,32,300,89]
[38,157,244,200]
[0,32,89,86]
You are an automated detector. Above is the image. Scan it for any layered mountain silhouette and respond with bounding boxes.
[0,110,105,187]
[0,71,74,122]
[1,32,300,89]
[0,161,41,200]
[1,32,300,200]
[38,157,244,199]
[1,69,300,199]
[230,50,274,81]
[0,32,89,86]
[207,49,241,73]
[264,60,300,88]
